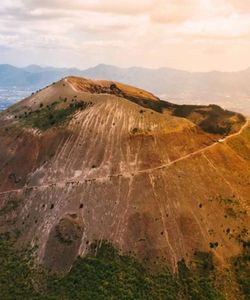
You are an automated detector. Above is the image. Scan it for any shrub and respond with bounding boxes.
[22,100,88,130]
[0,236,241,300]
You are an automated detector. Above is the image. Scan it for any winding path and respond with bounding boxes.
[1,77,249,196]
[0,112,248,197]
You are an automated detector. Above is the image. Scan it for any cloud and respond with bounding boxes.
[179,13,250,40]
[228,0,250,13]
[150,0,199,24]
[0,0,250,71]
[0,0,202,23]
[13,0,153,16]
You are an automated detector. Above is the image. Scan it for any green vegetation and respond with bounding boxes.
[212,196,241,219]
[216,196,239,206]
[178,251,224,300]
[0,235,231,300]
[22,100,87,130]
[45,242,180,300]
[0,235,41,299]
[232,251,250,299]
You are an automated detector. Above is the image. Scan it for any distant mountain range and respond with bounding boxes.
[0,63,250,115]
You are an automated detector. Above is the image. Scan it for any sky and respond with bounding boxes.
[0,0,250,71]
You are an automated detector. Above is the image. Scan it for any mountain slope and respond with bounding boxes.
[0,77,249,280]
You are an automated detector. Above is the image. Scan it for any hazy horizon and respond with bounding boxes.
[1,62,250,74]
[1,0,250,72]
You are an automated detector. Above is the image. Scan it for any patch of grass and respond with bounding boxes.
[22,100,87,131]
[216,196,239,206]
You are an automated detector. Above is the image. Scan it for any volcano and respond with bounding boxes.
[0,77,249,280]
